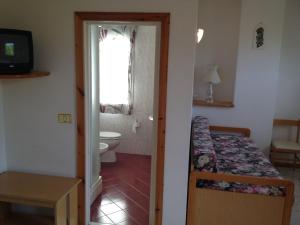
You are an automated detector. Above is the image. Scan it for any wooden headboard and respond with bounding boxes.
[209,125,251,137]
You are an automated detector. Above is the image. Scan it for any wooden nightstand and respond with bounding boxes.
[0,171,81,225]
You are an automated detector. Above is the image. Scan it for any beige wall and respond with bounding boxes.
[0,1,198,225]
[272,0,300,169]
[193,0,286,152]
[194,0,241,101]
[275,0,300,120]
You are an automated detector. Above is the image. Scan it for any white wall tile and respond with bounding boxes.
[100,26,156,156]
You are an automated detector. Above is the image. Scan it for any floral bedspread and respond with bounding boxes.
[192,116,217,172]
[197,133,285,196]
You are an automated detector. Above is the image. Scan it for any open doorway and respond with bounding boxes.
[90,22,159,225]
[75,12,170,225]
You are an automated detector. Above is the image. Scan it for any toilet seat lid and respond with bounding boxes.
[100,131,122,139]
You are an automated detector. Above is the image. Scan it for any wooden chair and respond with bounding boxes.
[270,119,300,169]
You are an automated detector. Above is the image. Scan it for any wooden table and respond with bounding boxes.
[0,171,81,225]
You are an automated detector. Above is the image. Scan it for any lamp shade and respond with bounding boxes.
[197,28,204,43]
[202,65,221,84]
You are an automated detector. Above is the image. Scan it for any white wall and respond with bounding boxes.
[0,83,6,172]
[0,1,197,225]
[100,25,156,156]
[194,0,241,101]
[275,0,300,119]
[193,0,286,152]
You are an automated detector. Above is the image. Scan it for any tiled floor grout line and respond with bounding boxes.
[108,189,149,214]
[102,180,150,210]
[92,153,151,225]
[125,174,151,187]
[117,178,150,199]
[99,207,130,225]
[103,174,151,187]
[100,205,144,225]
[103,176,150,195]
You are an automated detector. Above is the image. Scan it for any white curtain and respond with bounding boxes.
[99,25,136,115]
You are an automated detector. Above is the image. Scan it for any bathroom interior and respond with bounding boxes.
[89,23,159,225]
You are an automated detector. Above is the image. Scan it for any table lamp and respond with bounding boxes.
[202,65,221,103]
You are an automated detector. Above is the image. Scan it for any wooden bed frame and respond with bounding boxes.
[187,126,294,225]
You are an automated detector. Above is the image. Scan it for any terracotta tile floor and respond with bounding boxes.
[91,153,151,225]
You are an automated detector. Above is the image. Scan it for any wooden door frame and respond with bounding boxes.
[75,12,170,225]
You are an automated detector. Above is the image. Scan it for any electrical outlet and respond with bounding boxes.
[57,113,72,123]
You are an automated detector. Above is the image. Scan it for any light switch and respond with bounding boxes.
[57,113,72,123]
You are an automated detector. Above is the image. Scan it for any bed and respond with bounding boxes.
[187,116,294,225]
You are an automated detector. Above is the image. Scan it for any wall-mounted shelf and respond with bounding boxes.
[193,99,234,108]
[0,71,50,79]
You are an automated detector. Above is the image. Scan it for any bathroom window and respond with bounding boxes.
[99,25,136,115]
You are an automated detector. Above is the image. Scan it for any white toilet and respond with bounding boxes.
[98,142,109,154]
[99,131,122,162]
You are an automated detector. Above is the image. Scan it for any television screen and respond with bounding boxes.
[0,35,30,63]
[0,29,33,74]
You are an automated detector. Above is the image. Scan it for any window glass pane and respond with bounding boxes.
[99,33,130,105]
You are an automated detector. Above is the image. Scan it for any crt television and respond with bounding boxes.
[0,29,33,74]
